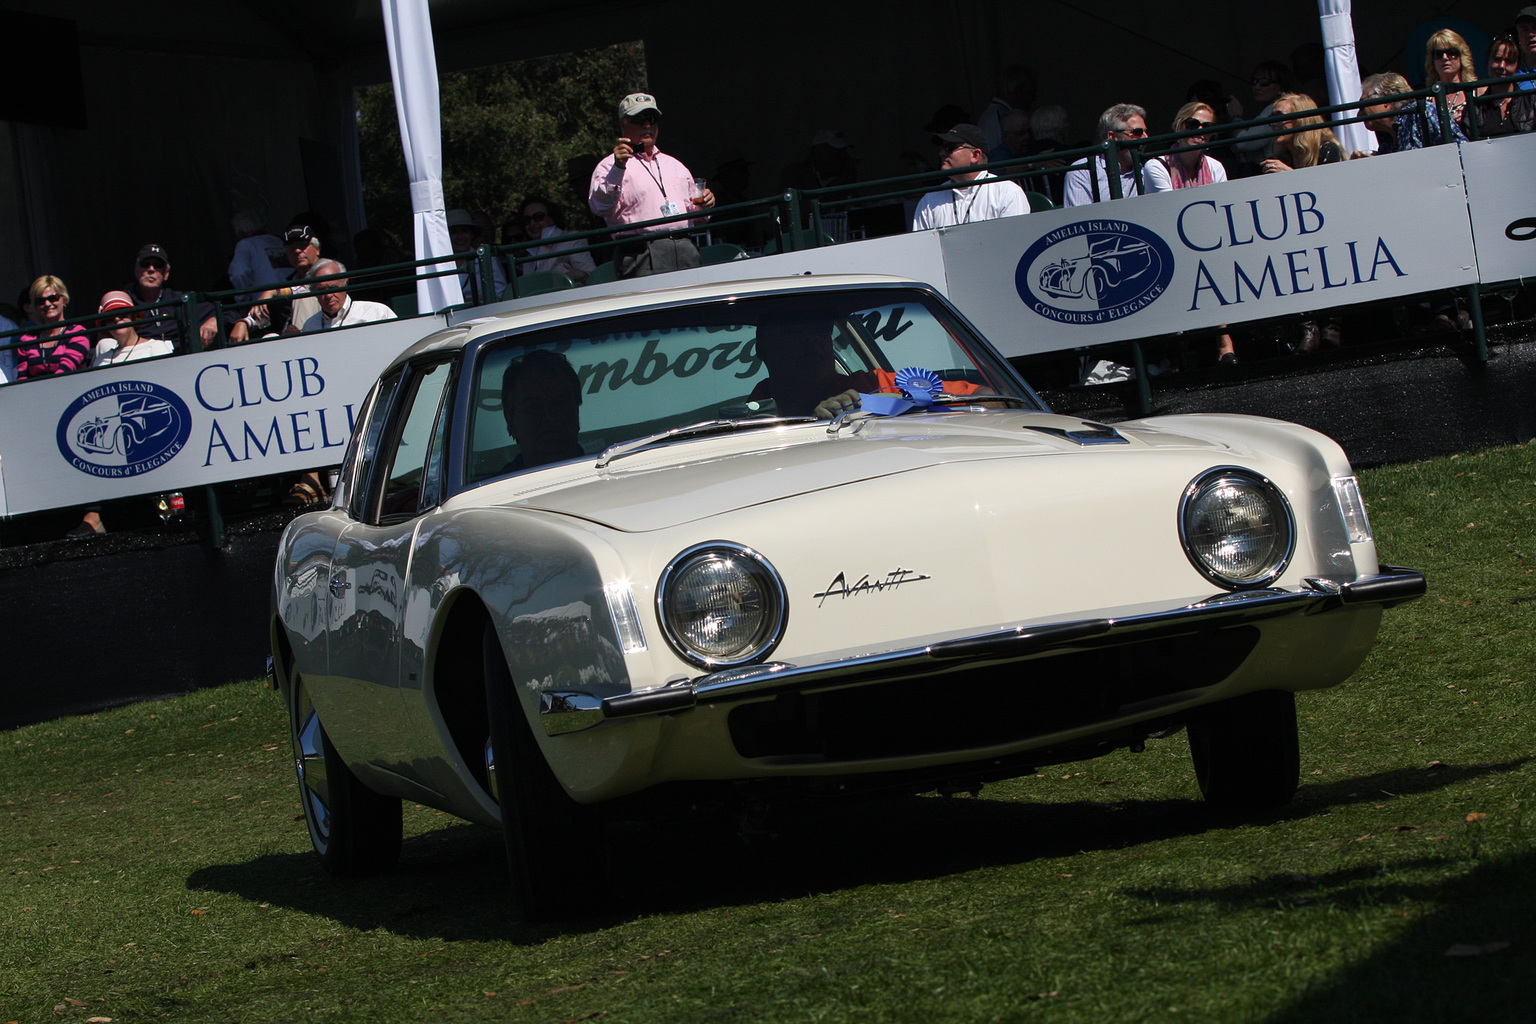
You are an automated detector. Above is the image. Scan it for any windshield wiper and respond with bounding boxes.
[596,417,817,468]
[926,392,1034,407]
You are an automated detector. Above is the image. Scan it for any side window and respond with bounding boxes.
[344,371,404,521]
[378,361,454,523]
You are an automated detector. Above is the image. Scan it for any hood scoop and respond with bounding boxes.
[1021,421,1129,446]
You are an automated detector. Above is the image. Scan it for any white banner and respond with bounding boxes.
[0,144,1518,518]
[1461,133,1536,284]
[938,145,1477,356]
[0,317,439,516]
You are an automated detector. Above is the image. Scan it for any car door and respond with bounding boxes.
[322,358,456,764]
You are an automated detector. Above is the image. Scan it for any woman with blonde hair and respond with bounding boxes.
[14,275,91,379]
[1257,97,1345,350]
[1261,93,1345,171]
[1401,29,1476,147]
[1147,101,1238,364]
[1146,101,1230,190]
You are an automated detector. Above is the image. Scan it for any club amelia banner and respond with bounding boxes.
[0,318,436,515]
[938,144,1478,356]
[0,140,1525,517]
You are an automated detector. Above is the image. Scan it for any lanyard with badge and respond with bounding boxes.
[950,185,980,224]
[638,158,685,218]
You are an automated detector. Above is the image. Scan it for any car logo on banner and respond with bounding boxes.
[56,380,193,478]
[1016,219,1176,324]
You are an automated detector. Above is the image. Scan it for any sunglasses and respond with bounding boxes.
[1181,118,1216,132]
[1253,77,1277,86]
[37,293,63,305]
[1114,127,1148,138]
[622,112,660,125]
[137,259,167,271]
[1432,48,1461,60]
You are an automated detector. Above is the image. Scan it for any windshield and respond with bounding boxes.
[464,286,1039,485]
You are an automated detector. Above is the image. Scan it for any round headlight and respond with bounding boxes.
[1179,468,1295,588]
[657,543,787,667]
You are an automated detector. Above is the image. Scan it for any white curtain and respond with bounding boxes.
[381,0,464,312]
[1319,0,1375,155]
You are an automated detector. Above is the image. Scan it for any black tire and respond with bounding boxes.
[483,626,604,920]
[1085,266,1106,302]
[289,673,403,876]
[1187,689,1300,809]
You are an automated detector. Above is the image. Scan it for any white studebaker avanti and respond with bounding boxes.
[270,274,1424,917]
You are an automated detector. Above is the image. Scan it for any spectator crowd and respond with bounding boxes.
[2,6,1534,529]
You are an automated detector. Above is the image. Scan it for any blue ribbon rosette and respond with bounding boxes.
[858,367,944,417]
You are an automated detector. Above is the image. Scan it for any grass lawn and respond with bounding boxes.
[3,442,1533,1024]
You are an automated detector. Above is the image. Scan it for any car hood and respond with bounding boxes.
[471,411,1251,533]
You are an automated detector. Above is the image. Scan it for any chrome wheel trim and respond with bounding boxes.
[291,680,334,851]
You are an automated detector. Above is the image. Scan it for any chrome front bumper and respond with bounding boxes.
[538,566,1425,736]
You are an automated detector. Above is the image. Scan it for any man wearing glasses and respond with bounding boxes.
[229,223,326,342]
[588,92,715,278]
[126,244,224,352]
[1064,104,1151,207]
[911,123,1028,231]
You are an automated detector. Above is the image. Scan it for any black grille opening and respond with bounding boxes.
[728,626,1259,761]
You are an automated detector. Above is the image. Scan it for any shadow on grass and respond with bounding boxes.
[185,758,1525,941]
[1120,851,1536,1022]
[1258,851,1536,1023]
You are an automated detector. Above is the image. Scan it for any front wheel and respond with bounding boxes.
[483,625,604,920]
[1186,690,1299,810]
[289,673,402,876]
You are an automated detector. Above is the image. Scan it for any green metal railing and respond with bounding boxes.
[6,70,1532,382]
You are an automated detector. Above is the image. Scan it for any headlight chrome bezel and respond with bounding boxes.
[656,542,788,668]
[1179,467,1296,589]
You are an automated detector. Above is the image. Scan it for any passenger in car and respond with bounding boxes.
[751,320,987,419]
[750,321,877,419]
[501,349,585,470]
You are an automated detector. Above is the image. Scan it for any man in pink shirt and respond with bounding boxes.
[588,92,716,278]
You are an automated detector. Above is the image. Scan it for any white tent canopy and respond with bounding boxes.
[1320,0,1374,155]
[382,0,464,312]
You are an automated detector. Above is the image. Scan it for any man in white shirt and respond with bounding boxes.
[911,124,1029,231]
[300,261,397,332]
[1064,104,1150,207]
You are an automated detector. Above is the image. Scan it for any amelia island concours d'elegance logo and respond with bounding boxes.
[56,379,193,479]
[1016,218,1176,324]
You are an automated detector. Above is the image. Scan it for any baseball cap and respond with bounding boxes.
[932,124,988,151]
[136,243,169,265]
[1517,5,1536,22]
[445,208,475,229]
[619,92,662,118]
[99,290,136,313]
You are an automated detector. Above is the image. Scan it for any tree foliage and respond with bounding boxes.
[357,41,647,243]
